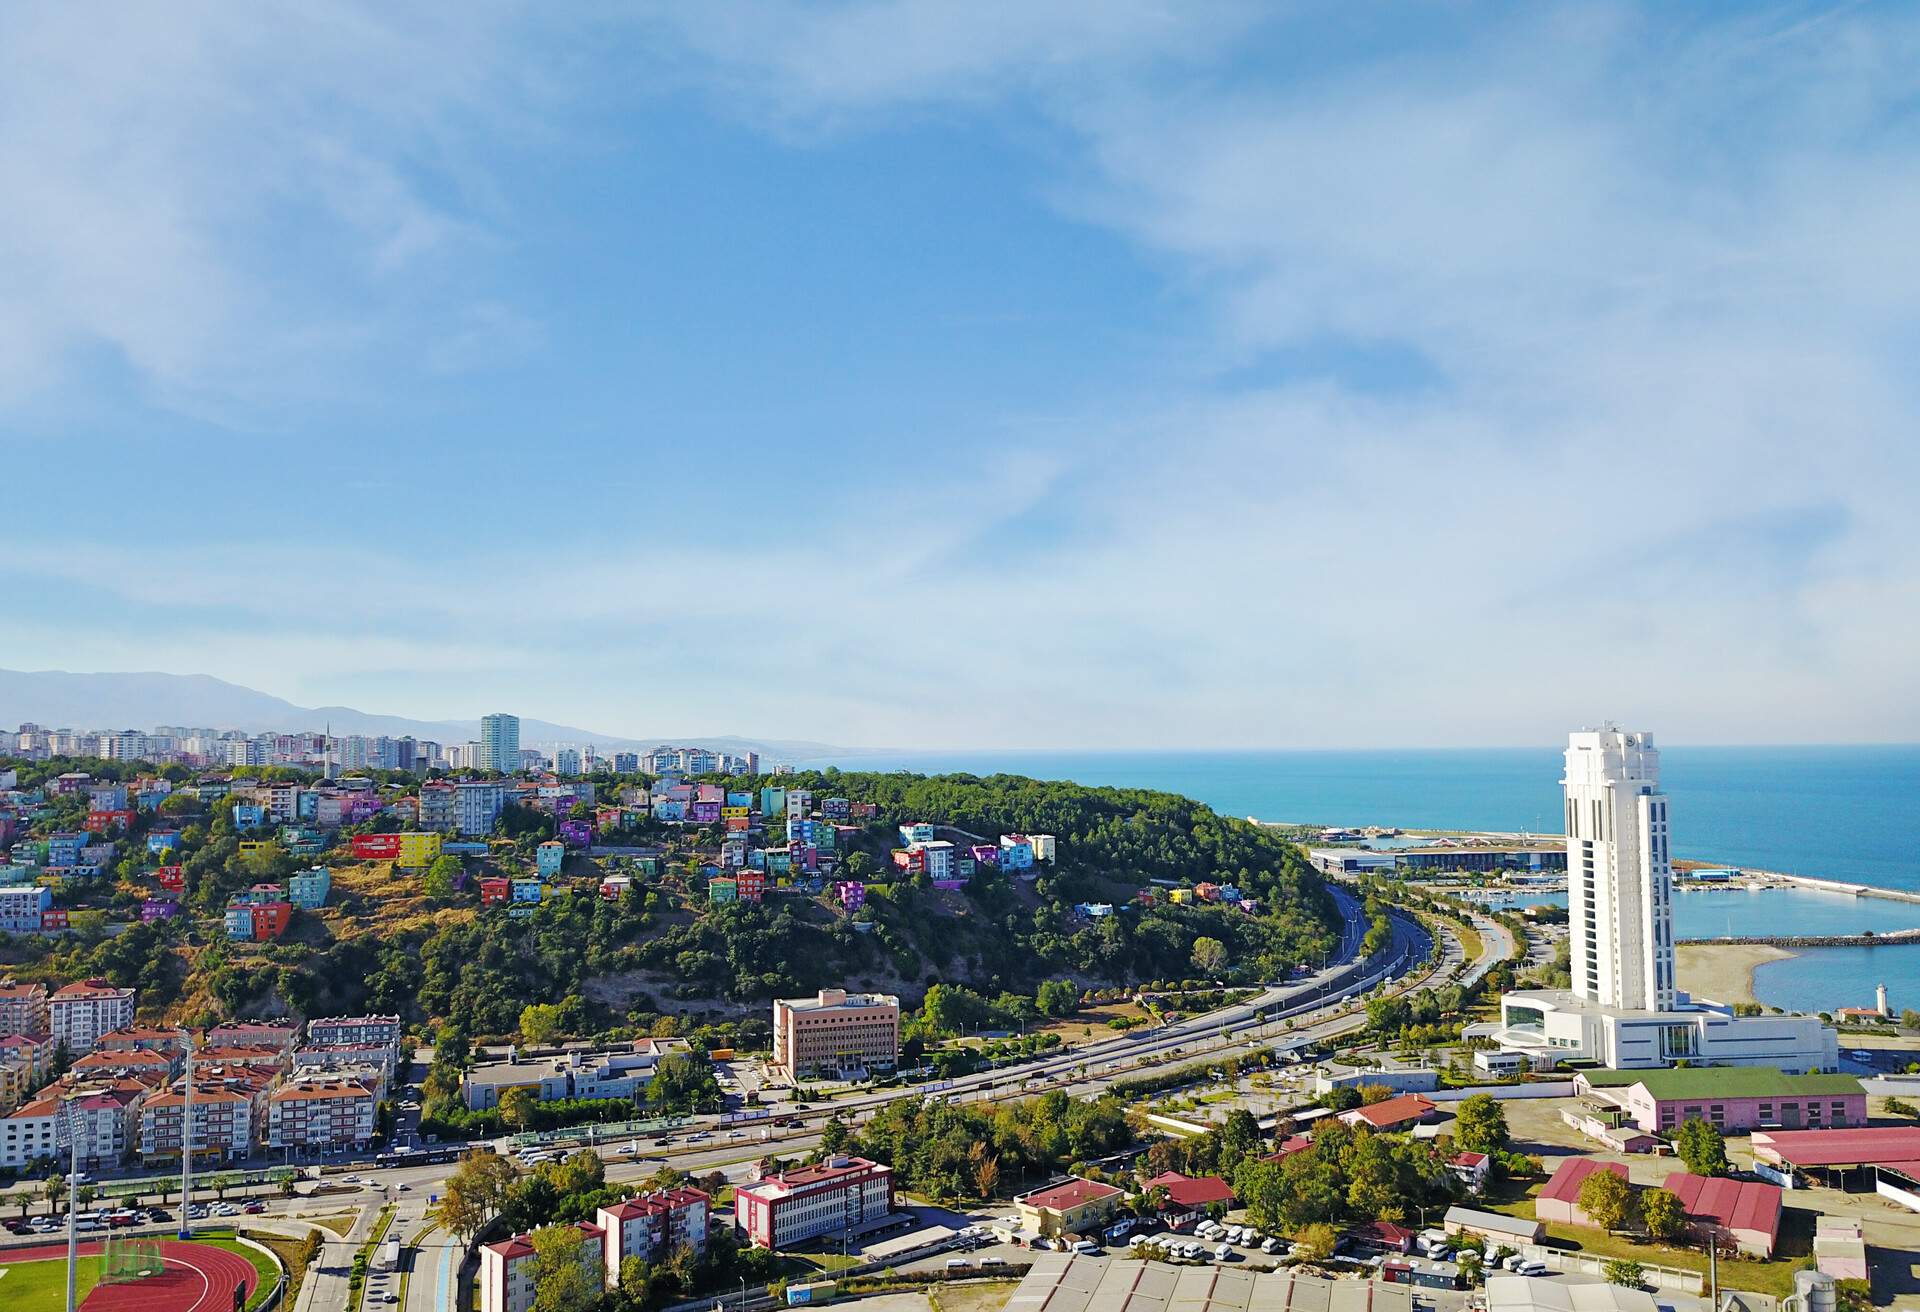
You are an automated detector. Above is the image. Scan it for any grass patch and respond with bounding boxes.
[243,1230,313,1309]
[0,1255,103,1311]
[1481,1195,1807,1298]
[298,1209,361,1238]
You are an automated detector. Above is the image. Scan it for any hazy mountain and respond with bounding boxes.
[0,669,842,761]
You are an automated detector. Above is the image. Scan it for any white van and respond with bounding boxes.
[1213,1244,1233,1262]
[946,1258,972,1270]
[1516,1261,1548,1277]
[1070,1240,1101,1256]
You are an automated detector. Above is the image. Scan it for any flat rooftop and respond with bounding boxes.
[1007,1253,1410,1312]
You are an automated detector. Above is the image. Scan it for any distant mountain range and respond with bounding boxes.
[0,669,843,761]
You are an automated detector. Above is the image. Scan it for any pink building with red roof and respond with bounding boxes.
[595,1187,709,1280]
[1664,1171,1782,1257]
[1337,1092,1438,1132]
[1535,1157,1628,1228]
[479,1222,604,1312]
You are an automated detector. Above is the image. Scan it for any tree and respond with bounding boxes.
[76,1183,97,1211]
[529,1224,599,1312]
[1577,1168,1638,1235]
[208,1173,239,1201]
[1219,1109,1261,1176]
[500,1086,540,1130]
[1452,1094,1509,1155]
[647,1052,721,1115]
[1641,1187,1687,1243]
[1036,979,1079,1019]
[1902,1009,1920,1031]
[1603,1259,1646,1289]
[1191,937,1227,977]
[970,1144,1001,1199]
[519,1003,565,1047]
[1294,1222,1338,1262]
[438,1150,521,1244]
[423,854,461,899]
[41,1173,63,1215]
[1672,1119,1729,1178]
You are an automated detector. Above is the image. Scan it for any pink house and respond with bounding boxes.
[1535,1158,1627,1228]
[1576,1068,1867,1133]
[835,881,866,911]
[1665,1171,1782,1258]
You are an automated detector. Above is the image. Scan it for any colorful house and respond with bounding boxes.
[998,835,1034,871]
[760,787,786,817]
[250,902,293,940]
[510,879,545,904]
[289,867,331,909]
[231,804,266,829]
[709,877,737,904]
[968,844,999,868]
[737,871,766,903]
[46,833,88,867]
[689,801,721,824]
[225,905,256,940]
[146,831,182,855]
[727,792,754,810]
[898,822,934,847]
[155,866,185,891]
[890,848,924,875]
[559,819,592,848]
[39,908,69,931]
[480,878,512,906]
[766,850,792,875]
[141,896,181,923]
[836,881,866,912]
[537,841,566,877]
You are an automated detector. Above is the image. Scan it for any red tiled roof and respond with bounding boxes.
[1142,1171,1233,1208]
[1539,1157,1626,1205]
[1341,1093,1437,1128]
[1451,1152,1488,1168]
[1262,1135,1313,1161]
[1665,1172,1781,1240]
[1018,1177,1124,1211]
[1753,1126,1920,1169]
[600,1187,708,1220]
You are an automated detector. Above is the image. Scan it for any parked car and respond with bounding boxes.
[244,1202,267,1214]
[1070,1240,1101,1256]
[1213,1244,1234,1262]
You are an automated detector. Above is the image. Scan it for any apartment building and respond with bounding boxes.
[50,980,136,1056]
[266,1076,377,1152]
[772,989,900,1080]
[596,1187,709,1280]
[734,1157,894,1249]
[0,1080,149,1170]
[209,1021,299,1053]
[0,980,49,1036]
[479,1222,604,1312]
[307,1015,404,1055]
[0,886,52,932]
[138,1081,262,1164]
[456,782,511,836]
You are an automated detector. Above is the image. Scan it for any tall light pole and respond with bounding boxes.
[178,1028,194,1240]
[63,1103,79,1312]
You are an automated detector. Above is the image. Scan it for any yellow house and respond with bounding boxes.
[238,840,273,856]
[1015,1178,1124,1238]
[395,831,444,869]
[1168,888,1192,905]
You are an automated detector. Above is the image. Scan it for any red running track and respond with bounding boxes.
[0,1237,261,1312]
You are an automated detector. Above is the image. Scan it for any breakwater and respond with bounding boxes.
[1680,929,1920,949]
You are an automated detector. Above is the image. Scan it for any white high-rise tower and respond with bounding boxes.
[1493,725,1837,1072]
[480,713,521,774]
[1563,726,1675,1013]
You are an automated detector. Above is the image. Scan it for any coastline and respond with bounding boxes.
[1675,943,1793,1009]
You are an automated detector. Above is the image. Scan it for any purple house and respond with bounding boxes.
[968,845,999,866]
[836,881,866,911]
[559,818,593,849]
[690,801,721,823]
[141,895,182,923]
[346,795,383,822]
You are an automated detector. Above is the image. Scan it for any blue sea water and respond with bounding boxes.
[822,744,1920,1012]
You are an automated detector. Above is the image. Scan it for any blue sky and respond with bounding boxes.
[3,2,1918,749]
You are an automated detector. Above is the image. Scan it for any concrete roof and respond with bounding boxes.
[1484,1275,1656,1312]
[1007,1254,1410,1312]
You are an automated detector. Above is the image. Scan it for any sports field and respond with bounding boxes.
[0,1254,104,1309]
[0,1238,260,1312]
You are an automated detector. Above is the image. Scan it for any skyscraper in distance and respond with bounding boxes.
[1494,725,1835,1071]
[1562,727,1675,1013]
[480,713,521,774]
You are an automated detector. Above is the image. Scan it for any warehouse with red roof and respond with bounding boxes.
[1663,1171,1782,1257]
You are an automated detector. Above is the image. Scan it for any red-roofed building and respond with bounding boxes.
[736,1156,895,1249]
[1338,1093,1438,1133]
[267,1077,377,1151]
[595,1187,709,1279]
[1448,1151,1491,1192]
[1342,1219,1415,1255]
[1015,1176,1125,1238]
[1261,1134,1314,1162]
[1664,1171,1782,1257]
[0,980,49,1036]
[1536,1158,1628,1228]
[479,1222,604,1312]
[50,979,135,1056]
[1141,1171,1233,1222]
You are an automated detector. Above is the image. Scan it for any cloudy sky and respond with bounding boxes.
[3,2,1917,749]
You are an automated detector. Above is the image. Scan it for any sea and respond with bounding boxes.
[819,745,1920,1013]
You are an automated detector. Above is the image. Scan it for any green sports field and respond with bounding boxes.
[0,1254,103,1311]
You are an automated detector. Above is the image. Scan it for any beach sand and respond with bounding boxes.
[1676,942,1793,1007]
